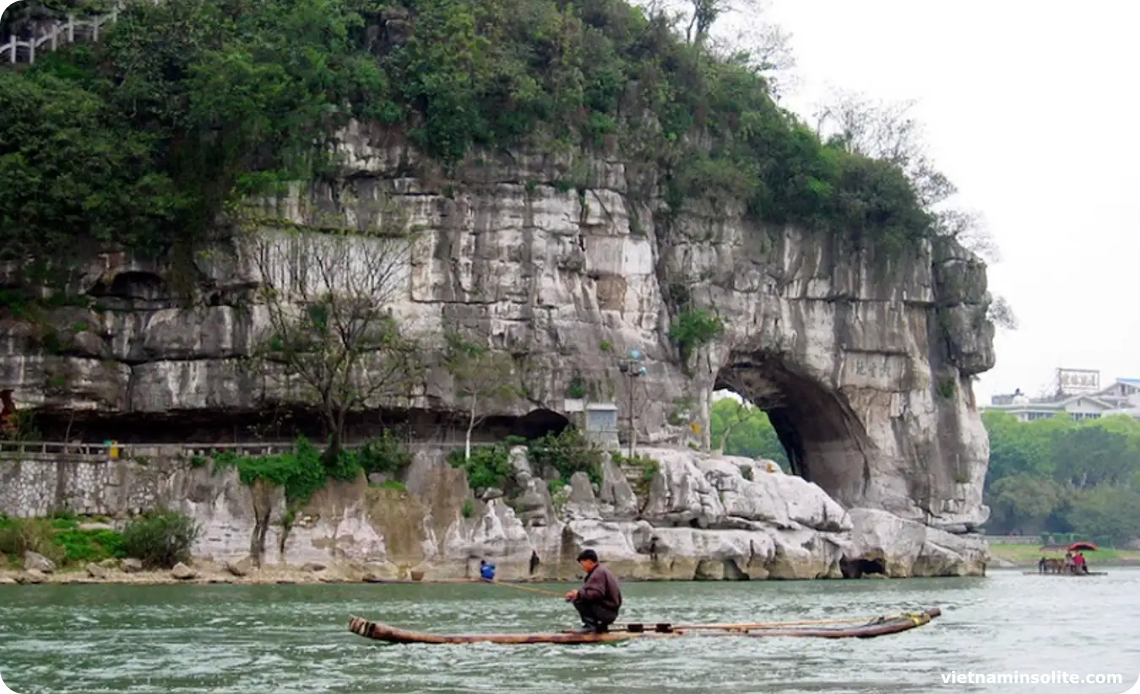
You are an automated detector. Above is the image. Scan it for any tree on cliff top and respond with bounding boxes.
[813,88,1019,330]
[244,201,423,466]
[444,332,520,462]
[4,0,934,265]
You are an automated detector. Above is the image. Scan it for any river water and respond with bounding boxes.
[1,568,1138,694]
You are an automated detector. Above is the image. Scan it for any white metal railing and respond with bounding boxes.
[1,0,161,65]
[0,438,503,461]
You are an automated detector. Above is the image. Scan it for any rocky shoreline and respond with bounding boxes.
[2,445,991,583]
[0,561,899,587]
[0,556,503,587]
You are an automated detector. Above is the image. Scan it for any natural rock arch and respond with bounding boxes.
[714,353,876,509]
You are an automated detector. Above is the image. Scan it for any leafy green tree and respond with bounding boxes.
[982,411,1067,486]
[709,397,788,468]
[987,474,1064,535]
[1051,424,1136,490]
[3,0,936,269]
[981,411,1140,542]
[1065,486,1140,543]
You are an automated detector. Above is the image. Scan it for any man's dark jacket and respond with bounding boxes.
[578,563,622,610]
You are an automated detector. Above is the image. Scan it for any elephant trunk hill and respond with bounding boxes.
[0,0,996,580]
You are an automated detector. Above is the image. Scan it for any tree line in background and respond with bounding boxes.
[710,401,1140,545]
[707,397,789,468]
[982,410,1140,544]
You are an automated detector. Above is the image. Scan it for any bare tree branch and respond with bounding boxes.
[986,294,1019,331]
[240,190,424,463]
[933,208,1001,264]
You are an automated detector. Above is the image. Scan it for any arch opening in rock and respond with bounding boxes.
[714,354,874,508]
[708,388,791,473]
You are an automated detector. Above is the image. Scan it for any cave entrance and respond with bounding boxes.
[508,408,571,441]
[713,354,873,508]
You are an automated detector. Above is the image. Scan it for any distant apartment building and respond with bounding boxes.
[982,368,1140,422]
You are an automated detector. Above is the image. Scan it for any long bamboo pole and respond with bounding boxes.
[599,614,897,634]
[662,615,885,630]
[476,579,905,631]
[477,578,565,598]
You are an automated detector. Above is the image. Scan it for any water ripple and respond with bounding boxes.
[1,569,1138,693]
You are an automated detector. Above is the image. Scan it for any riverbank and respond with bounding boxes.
[986,542,1140,567]
[0,557,909,587]
[0,558,574,587]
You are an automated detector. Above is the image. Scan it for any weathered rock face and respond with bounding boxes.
[0,124,996,561]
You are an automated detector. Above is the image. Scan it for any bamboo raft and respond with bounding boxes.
[1021,571,1107,577]
[347,607,942,645]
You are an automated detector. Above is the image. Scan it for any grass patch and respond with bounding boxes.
[373,479,407,492]
[55,528,126,563]
[987,541,1140,565]
[0,512,182,568]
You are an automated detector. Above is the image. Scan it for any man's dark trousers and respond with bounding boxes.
[574,598,618,632]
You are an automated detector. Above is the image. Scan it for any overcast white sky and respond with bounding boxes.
[749,0,1139,403]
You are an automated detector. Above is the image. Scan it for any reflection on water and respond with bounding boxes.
[1,569,1138,693]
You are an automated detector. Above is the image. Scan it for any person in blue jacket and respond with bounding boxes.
[479,559,496,580]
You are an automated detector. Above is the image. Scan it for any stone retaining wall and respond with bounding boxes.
[0,451,183,518]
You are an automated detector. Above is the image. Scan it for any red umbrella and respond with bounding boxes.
[1068,541,1099,552]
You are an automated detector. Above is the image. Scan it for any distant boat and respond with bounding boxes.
[347,608,943,645]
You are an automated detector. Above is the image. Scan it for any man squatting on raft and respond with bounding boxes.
[564,549,622,633]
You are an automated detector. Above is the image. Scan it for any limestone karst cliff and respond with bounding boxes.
[0,129,996,576]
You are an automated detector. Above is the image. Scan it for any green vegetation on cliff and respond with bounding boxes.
[210,434,412,504]
[445,427,605,493]
[1,0,933,261]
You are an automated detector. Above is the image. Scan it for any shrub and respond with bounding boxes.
[448,443,514,492]
[214,436,360,505]
[355,431,414,476]
[121,509,200,569]
[610,451,660,501]
[668,308,725,361]
[0,517,64,566]
[528,427,604,486]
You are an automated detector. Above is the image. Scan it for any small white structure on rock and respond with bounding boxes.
[584,403,619,448]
